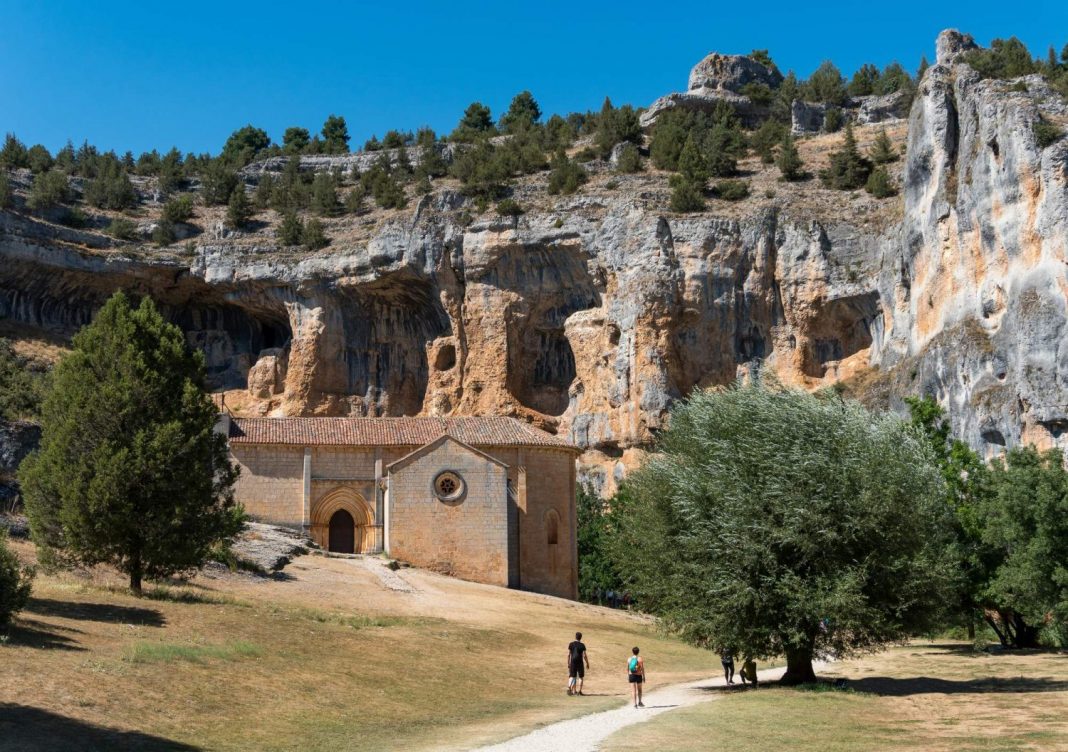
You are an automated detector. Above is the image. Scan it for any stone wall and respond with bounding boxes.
[387,438,510,587]
[230,444,305,525]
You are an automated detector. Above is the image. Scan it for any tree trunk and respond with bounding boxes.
[129,558,143,596]
[1009,612,1041,648]
[780,646,817,685]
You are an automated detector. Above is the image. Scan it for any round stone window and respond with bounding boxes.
[433,470,466,505]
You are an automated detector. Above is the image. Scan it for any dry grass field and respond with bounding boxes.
[603,643,1068,752]
[0,540,716,752]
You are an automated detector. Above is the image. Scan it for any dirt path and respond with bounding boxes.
[475,665,794,752]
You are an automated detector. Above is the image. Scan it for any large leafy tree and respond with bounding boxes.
[19,293,243,594]
[220,125,270,167]
[980,447,1068,646]
[611,381,955,684]
[576,485,624,601]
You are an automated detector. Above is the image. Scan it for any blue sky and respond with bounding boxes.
[2,0,1066,156]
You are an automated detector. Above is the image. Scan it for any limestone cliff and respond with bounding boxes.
[1,30,1066,491]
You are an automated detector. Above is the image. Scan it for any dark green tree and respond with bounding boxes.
[0,339,44,421]
[226,185,253,229]
[84,161,138,211]
[611,381,955,684]
[577,485,624,602]
[278,211,304,246]
[161,194,195,224]
[19,293,243,594]
[977,447,1068,647]
[301,218,329,250]
[649,109,691,170]
[0,134,29,169]
[310,172,342,216]
[865,166,897,198]
[200,161,240,206]
[283,127,311,154]
[499,91,542,133]
[876,62,912,95]
[963,37,1038,79]
[820,121,872,190]
[158,148,185,194]
[614,143,643,173]
[803,61,849,105]
[595,99,642,158]
[0,529,34,631]
[221,125,270,167]
[27,170,71,211]
[669,174,705,212]
[450,102,495,142]
[546,149,588,195]
[848,63,880,96]
[772,71,802,123]
[321,115,350,154]
[26,144,53,174]
[869,129,898,164]
[751,119,787,164]
[677,134,707,185]
[776,131,806,181]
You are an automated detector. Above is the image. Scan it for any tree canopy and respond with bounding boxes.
[610,380,956,683]
[19,293,244,594]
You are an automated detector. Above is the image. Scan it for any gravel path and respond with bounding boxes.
[475,665,797,752]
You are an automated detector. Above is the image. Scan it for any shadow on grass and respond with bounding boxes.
[3,619,86,651]
[26,598,165,627]
[852,676,1068,696]
[0,704,200,751]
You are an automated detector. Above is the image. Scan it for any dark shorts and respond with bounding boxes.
[628,673,644,684]
[569,661,584,679]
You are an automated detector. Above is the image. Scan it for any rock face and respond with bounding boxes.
[1,30,1066,491]
[0,421,40,507]
[687,53,783,92]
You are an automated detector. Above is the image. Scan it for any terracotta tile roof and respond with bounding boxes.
[228,416,578,451]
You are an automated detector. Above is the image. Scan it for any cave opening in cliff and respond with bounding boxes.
[508,319,580,418]
[801,293,880,378]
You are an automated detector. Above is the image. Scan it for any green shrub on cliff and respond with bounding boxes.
[776,132,806,181]
[0,174,12,209]
[1034,117,1064,148]
[162,194,195,224]
[226,186,253,229]
[820,122,871,190]
[0,134,29,170]
[546,149,587,195]
[301,218,329,250]
[27,170,71,211]
[865,166,897,198]
[963,37,1038,79]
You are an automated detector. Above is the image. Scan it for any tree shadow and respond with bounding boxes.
[0,705,200,751]
[26,598,165,627]
[850,676,1068,697]
[3,619,86,651]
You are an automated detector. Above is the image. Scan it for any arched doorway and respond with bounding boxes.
[328,509,356,554]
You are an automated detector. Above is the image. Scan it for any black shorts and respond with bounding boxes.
[569,661,584,679]
[628,673,644,683]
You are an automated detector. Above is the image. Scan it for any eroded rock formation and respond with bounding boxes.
[2,30,1067,492]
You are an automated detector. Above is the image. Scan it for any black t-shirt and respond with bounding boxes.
[568,640,586,663]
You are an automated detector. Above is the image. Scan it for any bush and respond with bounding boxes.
[27,170,71,211]
[344,186,365,214]
[301,218,329,250]
[669,175,705,212]
[162,194,195,224]
[495,198,524,217]
[712,179,750,201]
[0,339,44,421]
[152,220,176,246]
[546,149,588,195]
[0,530,34,631]
[614,143,643,173]
[1034,118,1065,148]
[865,166,897,198]
[106,217,139,240]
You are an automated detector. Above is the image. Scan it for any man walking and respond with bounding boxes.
[567,632,590,695]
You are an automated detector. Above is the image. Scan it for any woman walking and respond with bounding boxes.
[627,647,645,708]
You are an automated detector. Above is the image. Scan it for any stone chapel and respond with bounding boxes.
[223,415,579,599]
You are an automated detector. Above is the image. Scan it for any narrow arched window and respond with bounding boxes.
[546,510,560,546]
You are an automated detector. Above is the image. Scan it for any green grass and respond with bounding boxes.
[124,640,263,664]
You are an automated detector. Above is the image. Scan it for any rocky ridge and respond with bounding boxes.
[1,30,1067,492]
